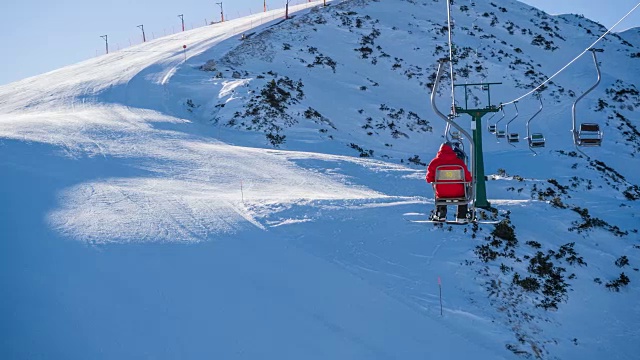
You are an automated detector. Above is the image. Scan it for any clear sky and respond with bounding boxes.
[519,0,640,31]
[0,0,302,86]
[0,0,638,86]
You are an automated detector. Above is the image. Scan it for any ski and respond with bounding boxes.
[408,219,468,225]
[405,218,500,225]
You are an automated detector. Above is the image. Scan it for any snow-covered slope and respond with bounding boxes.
[620,26,640,47]
[1,0,639,359]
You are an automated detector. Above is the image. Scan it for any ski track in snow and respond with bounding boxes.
[1,2,393,244]
[38,118,392,243]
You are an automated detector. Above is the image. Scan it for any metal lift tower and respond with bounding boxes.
[453,82,501,208]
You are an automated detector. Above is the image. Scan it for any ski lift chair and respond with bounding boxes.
[432,165,471,206]
[504,102,519,144]
[571,49,604,149]
[575,123,603,146]
[526,94,545,150]
[445,121,464,143]
[528,133,546,148]
[487,112,498,133]
[487,106,504,134]
[450,130,462,140]
[495,104,513,140]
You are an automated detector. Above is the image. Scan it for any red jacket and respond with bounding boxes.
[426,143,472,198]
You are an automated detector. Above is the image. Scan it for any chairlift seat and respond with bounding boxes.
[507,133,519,143]
[579,138,602,146]
[496,130,506,138]
[488,124,496,133]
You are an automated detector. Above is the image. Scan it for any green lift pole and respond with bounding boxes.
[453,82,501,209]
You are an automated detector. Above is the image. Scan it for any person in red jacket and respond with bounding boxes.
[425,142,472,222]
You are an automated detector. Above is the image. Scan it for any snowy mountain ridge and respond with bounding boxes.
[1,1,639,359]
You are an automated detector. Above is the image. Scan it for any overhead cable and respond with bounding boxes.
[447,0,456,114]
[501,1,640,106]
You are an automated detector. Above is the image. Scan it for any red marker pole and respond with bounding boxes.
[183,45,187,61]
[438,276,443,316]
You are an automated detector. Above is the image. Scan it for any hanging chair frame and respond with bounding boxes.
[526,94,545,154]
[572,48,604,150]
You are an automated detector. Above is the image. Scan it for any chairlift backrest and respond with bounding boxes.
[436,168,464,182]
[580,123,600,132]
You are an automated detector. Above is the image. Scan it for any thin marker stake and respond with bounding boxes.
[438,276,443,316]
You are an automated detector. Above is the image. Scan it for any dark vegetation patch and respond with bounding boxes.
[228,75,305,147]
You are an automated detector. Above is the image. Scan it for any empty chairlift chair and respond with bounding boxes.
[445,120,464,143]
[450,129,462,141]
[529,133,546,148]
[527,94,545,149]
[572,48,604,148]
[493,106,506,138]
[486,110,498,134]
[503,102,519,142]
[575,123,603,146]
[487,105,505,136]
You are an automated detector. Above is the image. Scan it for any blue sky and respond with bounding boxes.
[0,0,638,86]
[519,0,640,30]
